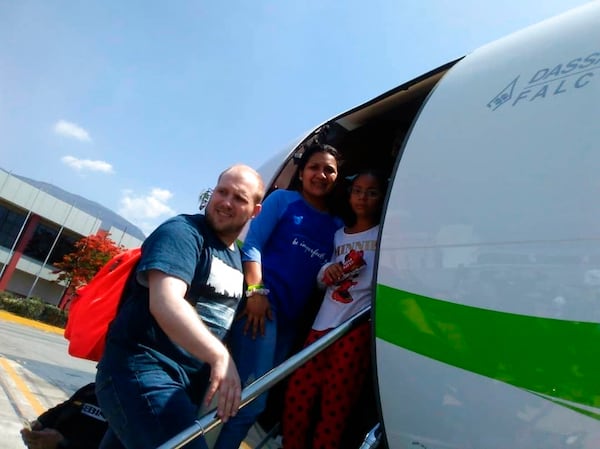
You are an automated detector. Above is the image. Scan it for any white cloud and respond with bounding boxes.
[119,188,176,224]
[61,155,114,173]
[54,120,91,142]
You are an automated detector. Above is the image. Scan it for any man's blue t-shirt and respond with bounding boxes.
[103,214,243,376]
[242,190,342,323]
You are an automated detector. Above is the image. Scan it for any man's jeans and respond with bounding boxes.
[214,308,296,449]
[96,351,209,449]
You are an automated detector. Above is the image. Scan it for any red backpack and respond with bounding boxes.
[64,248,141,361]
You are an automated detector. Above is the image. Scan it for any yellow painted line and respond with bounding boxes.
[0,356,46,416]
[0,310,64,335]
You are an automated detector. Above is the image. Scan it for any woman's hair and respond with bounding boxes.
[296,142,340,171]
[289,141,341,191]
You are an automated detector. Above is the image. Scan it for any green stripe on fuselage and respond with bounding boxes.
[375,284,600,411]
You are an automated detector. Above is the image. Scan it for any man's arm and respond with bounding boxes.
[147,270,241,421]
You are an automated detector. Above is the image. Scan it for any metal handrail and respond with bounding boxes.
[157,305,372,449]
[358,423,381,449]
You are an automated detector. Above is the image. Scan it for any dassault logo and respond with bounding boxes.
[487,51,600,110]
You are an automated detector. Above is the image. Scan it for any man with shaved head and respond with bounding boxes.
[95,164,264,449]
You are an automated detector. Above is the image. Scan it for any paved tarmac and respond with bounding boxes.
[0,311,72,449]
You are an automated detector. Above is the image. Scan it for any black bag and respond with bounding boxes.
[36,383,107,449]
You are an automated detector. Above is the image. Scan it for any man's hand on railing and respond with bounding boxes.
[204,349,242,423]
[157,306,372,449]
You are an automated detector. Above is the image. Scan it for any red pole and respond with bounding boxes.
[0,214,41,291]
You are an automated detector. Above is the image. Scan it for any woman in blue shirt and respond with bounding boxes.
[215,142,342,449]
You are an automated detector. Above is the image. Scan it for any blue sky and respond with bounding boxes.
[0,0,592,236]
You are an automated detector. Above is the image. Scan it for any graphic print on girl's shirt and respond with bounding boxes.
[331,249,366,304]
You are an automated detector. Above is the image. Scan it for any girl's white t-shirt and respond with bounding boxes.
[312,225,379,331]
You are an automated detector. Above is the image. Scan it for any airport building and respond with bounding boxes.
[0,169,145,307]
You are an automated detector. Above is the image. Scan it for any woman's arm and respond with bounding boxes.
[238,261,272,338]
[241,190,288,264]
[238,191,290,337]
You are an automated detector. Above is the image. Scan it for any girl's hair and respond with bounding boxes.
[289,141,341,191]
[346,168,388,225]
[349,168,388,189]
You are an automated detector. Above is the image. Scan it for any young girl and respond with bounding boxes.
[282,169,386,449]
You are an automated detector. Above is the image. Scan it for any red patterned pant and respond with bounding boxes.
[282,321,371,449]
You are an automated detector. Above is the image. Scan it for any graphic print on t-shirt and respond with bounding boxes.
[332,249,366,304]
[206,255,243,298]
[195,254,244,337]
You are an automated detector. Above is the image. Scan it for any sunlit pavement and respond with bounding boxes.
[0,311,68,449]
